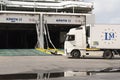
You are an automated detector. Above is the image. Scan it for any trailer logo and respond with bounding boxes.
[105,32,114,40]
[101,28,117,44]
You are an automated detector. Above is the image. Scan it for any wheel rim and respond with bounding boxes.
[103,50,113,59]
[71,50,80,58]
[73,51,79,57]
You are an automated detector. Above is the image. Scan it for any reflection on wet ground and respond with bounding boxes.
[0,67,120,80]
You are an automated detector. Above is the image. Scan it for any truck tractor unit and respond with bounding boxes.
[64,25,120,59]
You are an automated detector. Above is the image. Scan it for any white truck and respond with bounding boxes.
[64,24,120,59]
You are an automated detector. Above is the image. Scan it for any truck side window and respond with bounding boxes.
[86,26,90,37]
[66,35,75,41]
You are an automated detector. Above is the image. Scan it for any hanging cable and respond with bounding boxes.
[43,24,49,49]
[35,23,39,48]
[45,21,56,49]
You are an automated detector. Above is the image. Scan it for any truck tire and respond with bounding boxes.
[103,50,113,59]
[71,50,81,58]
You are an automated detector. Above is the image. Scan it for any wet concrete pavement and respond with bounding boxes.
[0,56,120,74]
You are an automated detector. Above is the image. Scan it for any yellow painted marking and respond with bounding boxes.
[36,48,51,54]
[36,48,64,55]
[86,48,100,51]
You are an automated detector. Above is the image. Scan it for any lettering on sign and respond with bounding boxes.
[6,18,22,22]
[56,19,71,22]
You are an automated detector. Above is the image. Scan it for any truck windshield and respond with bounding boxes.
[66,35,75,41]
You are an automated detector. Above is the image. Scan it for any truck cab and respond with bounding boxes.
[64,26,87,58]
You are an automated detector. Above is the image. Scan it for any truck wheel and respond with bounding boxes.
[103,50,113,59]
[71,50,81,58]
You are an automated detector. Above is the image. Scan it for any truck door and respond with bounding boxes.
[75,28,86,49]
[64,34,75,55]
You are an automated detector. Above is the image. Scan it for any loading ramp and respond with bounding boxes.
[0,49,53,56]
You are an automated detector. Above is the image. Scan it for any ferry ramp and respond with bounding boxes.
[0,49,53,56]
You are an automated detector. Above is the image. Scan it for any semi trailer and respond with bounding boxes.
[64,24,120,59]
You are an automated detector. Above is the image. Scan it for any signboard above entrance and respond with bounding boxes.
[43,14,85,25]
[0,13,39,24]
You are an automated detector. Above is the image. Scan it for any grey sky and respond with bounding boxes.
[85,0,120,24]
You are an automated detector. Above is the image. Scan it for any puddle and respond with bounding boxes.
[0,67,120,79]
